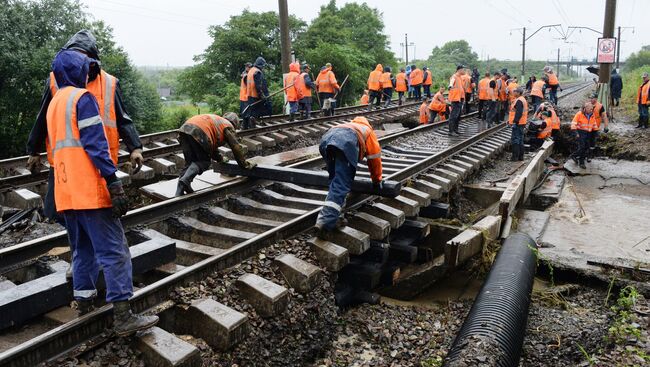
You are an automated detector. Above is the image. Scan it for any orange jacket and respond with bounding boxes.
[506,82,519,102]
[247,66,261,98]
[637,81,650,105]
[461,74,473,93]
[360,94,369,105]
[543,108,561,130]
[478,77,491,100]
[180,114,234,158]
[545,72,559,86]
[537,121,553,139]
[239,73,248,102]
[410,69,423,85]
[395,72,408,92]
[531,80,545,98]
[508,96,528,125]
[48,70,119,165]
[294,72,312,98]
[284,62,301,102]
[333,116,382,182]
[380,71,393,89]
[47,86,112,211]
[571,111,596,131]
[448,73,465,102]
[592,101,604,130]
[423,70,432,86]
[419,102,430,124]
[498,79,507,101]
[316,67,339,93]
[428,92,446,112]
[367,64,383,91]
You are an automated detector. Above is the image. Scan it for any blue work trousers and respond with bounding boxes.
[316,147,356,230]
[510,124,524,145]
[289,101,299,114]
[64,208,133,302]
[639,104,649,121]
[549,85,559,105]
[575,130,590,163]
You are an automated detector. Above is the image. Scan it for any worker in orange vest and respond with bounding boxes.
[239,62,252,114]
[636,72,650,128]
[380,66,395,107]
[526,117,552,150]
[534,102,560,140]
[410,65,423,100]
[422,67,433,98]
[26,30,144,224]
[295,63,316,119]
[447,65,466,135]
[47,49,158,334]
[284,62,301,121]
[506,78,519,104]
[419,98,431,124]
[245,57,271,129]
[485,79,498,128]
[367,64,384,111]
[316,116,382,235]
[316,63,340,116]
[477,72,491,119]
[588,93,609,161]
[530,76,547,112]
[508,87,528,161]
[570,102,596,168]
[428,87,449,123]
[543,66,562,105]
[461,70,474,113]
[498,73,509,122]
[395,68,408,105]
[176,113,254,196]
[360,90,369,105]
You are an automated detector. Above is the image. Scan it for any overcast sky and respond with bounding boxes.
[79,0,647,67]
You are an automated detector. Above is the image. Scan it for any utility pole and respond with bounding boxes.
[615,26,635,70]
[400,34,414,66]
[521,27,526,80]
[557,48,560,79]
[278,0,291,74]
[599,0,616,84]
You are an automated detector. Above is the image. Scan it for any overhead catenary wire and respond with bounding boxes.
[92,5,211,28]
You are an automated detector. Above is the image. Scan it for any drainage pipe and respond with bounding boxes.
[443,232,537,367]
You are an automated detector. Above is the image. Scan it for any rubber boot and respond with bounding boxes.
[510,145,518,161]
[289,113,295,122]
[249,117,257,129]
[518,144,525,161]
[76,298,95,316]
[175,163,201,196]
[112,301,158,337]
[636,117,643,128]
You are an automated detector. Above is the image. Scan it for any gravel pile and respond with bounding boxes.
[52,337,144,367]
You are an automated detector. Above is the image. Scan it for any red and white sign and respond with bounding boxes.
[597,37,616,64]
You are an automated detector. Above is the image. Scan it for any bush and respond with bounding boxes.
[620,65,650,115]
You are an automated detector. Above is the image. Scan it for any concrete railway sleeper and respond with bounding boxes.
[0,83,590,366]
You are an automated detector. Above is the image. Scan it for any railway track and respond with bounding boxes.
[0,101,420,209]
[0,82,590,366]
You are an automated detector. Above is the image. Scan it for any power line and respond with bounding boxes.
[485,0,526,28]
[92,5,210,28]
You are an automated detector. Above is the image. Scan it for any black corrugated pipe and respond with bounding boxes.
[443,232,537,367]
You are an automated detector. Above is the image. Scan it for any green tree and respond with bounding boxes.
[624,45,650,71]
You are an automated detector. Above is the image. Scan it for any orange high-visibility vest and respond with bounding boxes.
[498,79,507,101]
[419,102,429,124]
[181,114,234,157]
[410,69,423,85]
[537,121,552,139]
[247,66,261,98]
[547,108,560,130]
[284,64,300,102]
[461,74,472,93]
[294,72,312,98]
[49,70,118,165]
[508,96,528,125]
[571,111,595,131]
[368,67,383,91]
[478,78,490,100]
[429,92,446,113]
[592,102,604,131]
[47,86,112,211]
[395,73,408,92]
[316,68,338,93]
[360,94,369,105]
[507,82,519,102]
[332,117,382,182]
[546,72,559,86]
[448,74,464,102]
[380,72,393,89]
[531,80,545,98]
[239,74,248,102]
[637,81,650,105]
[423,71,432,86]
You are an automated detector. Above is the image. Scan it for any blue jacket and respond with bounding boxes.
[319,128,360,167]
[51,50,118,185]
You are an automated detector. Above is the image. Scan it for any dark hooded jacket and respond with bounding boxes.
[50,50,118,184]
[610,71,623,98]
[249,56,269,99]
[27,30,142,157]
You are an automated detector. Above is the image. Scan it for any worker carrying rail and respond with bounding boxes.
[315,116,383,236]
[47,49,158,336]
[175,113,255,196]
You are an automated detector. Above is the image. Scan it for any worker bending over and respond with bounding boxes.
[534,102,561,140]
[176,113,254,196]
[315,116,382,235]
[588,93,609,161]
[526,118,551,150]
[571,102,597,169]
[47,50,158,335]
[360,90,369,105]
[508,87,528,161]
[419,98,431,124]
[428,87,448,123]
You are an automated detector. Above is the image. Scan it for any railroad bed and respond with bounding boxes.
[0,82,591,367]
[0,101,420,210]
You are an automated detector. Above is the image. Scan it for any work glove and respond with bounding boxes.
[107,181,129,218]
[603,127,609,133]
[244,160,257,170]
[26,155,41,174]
[129,149,144,174]
[372,180,384,190]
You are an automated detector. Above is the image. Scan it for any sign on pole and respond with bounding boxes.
[596,38,616,64]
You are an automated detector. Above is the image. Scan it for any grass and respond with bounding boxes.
[620,65,650,116]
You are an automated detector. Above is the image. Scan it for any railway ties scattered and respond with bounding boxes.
[0,83,591,366]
